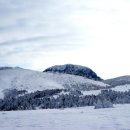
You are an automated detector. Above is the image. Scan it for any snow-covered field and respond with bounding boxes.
[0,104,130,130]
[81,89,101,96]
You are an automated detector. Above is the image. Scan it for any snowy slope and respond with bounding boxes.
[111,84,130,92]
[0,67,109,98]
[0,104,130,130]
[81,90,101,96]
[81,84,130,96]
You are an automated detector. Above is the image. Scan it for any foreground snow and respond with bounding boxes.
[0,104,130,130]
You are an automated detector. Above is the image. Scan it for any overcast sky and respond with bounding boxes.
[0,0,130,79]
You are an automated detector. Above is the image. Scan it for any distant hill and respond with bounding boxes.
[44,64,102,81]
[103,76,130,87]
[0,67,108,99]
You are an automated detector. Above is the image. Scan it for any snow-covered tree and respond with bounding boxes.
[94,99,113,109]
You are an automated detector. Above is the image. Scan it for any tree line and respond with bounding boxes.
[0,88,130,111]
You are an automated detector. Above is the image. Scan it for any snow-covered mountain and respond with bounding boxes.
[0,67,108,99]
[0,66,130,111]
[44,64,102,81]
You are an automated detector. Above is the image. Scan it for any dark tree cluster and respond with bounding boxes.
[98,89,130,104]
[44,64,102,81]
[0,89,63,111]
[0,88,130,111]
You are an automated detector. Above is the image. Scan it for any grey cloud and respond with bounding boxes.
[0,33,84,58]
[0,36,51,46]
[0,31,75,46]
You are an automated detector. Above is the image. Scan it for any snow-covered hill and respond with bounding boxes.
[104,76,130,86]
[0,67,108,99]
[44,64,102,81]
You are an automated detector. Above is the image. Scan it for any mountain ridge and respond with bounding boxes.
[0,67,109,99]
[0,65,130,111]
[44,64,102,81]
